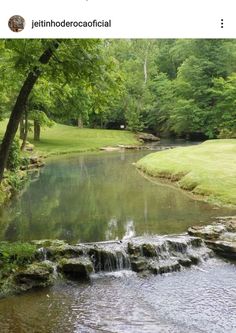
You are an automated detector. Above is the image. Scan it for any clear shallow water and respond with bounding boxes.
[1,145,236,332]
[0,149,235,242]
[0,259,236,333]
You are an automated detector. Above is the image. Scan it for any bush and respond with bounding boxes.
[0,242,37,276]
[20,156,30,168]
[218,128,236,139]
[7,172,25,192]
[6,139,21,171]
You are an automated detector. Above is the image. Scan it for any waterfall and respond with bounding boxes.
[37,247,58,278]
[37,247,48,261]
[85,245,131,273]
[78,234,212,276]
[34,235,213,282]
[124,234,212,274]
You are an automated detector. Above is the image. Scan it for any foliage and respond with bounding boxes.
[0,242,36,275]
[30,110,55,128]
[125,99,144,132]
[1,39,236,145]
[218,129,236,139]
[6,171,26,192]
[6,139,21,171]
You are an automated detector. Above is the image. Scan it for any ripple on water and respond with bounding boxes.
[0,259,236,333]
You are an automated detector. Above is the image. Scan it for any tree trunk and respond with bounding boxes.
[34,120,41,141]
[0,41,60,181]
[21,108,28,150]
[77,116,83,128]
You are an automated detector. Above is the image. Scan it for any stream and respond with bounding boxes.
[0,144,234,242]
[0,142,236,332]
[0,260,236,333]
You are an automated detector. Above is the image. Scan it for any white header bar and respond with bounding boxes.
[1,0,235,38]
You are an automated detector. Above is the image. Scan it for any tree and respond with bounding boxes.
[0,40,60,181]
[0,39,111,180]
[210,75,236,137]
[2,37,236,178]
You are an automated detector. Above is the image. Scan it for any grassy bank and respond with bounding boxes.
[136,140,236,207]
[0,120,138,156]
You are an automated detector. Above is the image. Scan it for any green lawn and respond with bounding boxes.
[136,140,236,206]
[0,120,138,156]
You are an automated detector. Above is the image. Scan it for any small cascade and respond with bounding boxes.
[83,242,131,273]
[33,234,213,282]
[37,247,58,278]
[124,234,213,274]
[44,260,58,279]
[4,221,234,298]
[75,234,212,277]
[37,247,48,261]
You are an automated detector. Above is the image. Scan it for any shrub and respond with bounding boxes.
[218,128,236,139]
[6,139,21,171]
[7,172,25,192]
[0,242,37,275]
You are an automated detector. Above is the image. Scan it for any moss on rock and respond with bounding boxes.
[14,262,54,292]
[58,257,94,280]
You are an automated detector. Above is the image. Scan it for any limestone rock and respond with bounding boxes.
[128,242,159,257]
[126,235,211,275]
[46,245,83,260]
[178,258,192,267]
[32,240,83,260]
[127,242,141,256]
[137,132,160,142]
[14,262,54,291]
[188,224,226,240]
[130,258,149,272]
[215,216,236,232]
[149,260,181,274]
[118,145,141,150]
[58,257,94,280]
[32,239,68,248]
[100,146,121,152]
[205,240,236,259]
[188,217,236,259]
[24,141,34,152]
[142,243,157,257]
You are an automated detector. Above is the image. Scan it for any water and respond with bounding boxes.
[0,144,236,332]
[77,234,212,274]
[0,259,236,333]
[0,148,235,242]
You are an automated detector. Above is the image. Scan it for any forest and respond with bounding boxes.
[1,39,236,150]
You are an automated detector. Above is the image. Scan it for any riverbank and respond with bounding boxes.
[0,170,27,205]
[0,120,139,157]
[0,120,139,203]
[136,139,236,207]
[33,125,139,156]
[0,138,44,205]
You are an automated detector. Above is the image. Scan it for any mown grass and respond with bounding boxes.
[136,140,236,206]
[0,120,138,156]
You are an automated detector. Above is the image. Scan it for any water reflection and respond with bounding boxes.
[0,151,235,242]
[105,217,118,240]
[122,220,136,240]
